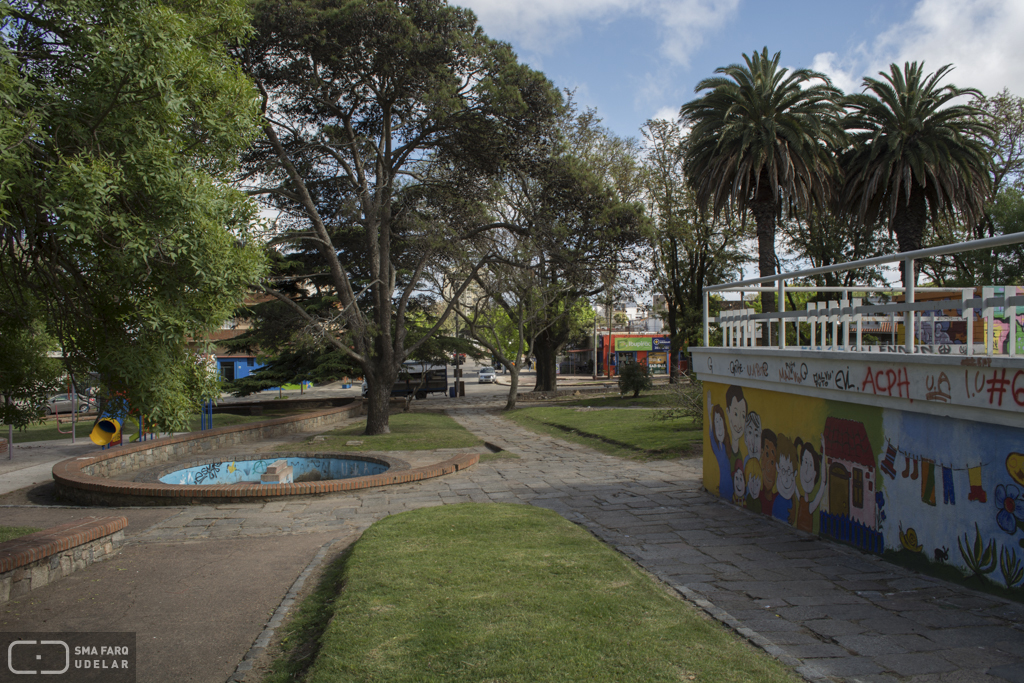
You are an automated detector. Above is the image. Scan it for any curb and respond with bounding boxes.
[228,538,341,682]
[574,516,834,683]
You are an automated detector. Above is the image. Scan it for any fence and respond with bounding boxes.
[702,233,1024,358]
[819,511,885,554]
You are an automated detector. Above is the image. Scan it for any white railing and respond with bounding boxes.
[701,232,1024,358]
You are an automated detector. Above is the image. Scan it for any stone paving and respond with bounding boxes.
[123,402,1024,683]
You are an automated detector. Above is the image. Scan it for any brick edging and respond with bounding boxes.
[55,452,478,505]
[0,516,127,574]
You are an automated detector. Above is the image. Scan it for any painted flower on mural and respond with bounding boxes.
[995,484,1024,534]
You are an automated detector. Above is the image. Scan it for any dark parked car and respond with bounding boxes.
[361,362,449,399]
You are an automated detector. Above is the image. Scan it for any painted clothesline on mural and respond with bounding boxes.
[880,439,985,471]
[879,441,988,505]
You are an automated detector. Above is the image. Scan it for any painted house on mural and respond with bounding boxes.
[823,417,875,529]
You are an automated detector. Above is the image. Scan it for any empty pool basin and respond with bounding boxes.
[159,456,388,486]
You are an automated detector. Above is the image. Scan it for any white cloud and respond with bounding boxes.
[811,0,1024,97]
[461,0,739,67]
[651,0,740,66]
[650,106,680,122]
[809,52,862,95]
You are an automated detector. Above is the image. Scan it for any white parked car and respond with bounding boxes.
[478,366,496,383]
[44,393,95,415]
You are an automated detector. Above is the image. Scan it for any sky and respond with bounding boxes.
[459,0,1024,141]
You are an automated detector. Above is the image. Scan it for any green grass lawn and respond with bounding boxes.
[478,449,520,462]
[505,404,701,460]
[563,391,675,408]
[0,526,41,543]
[5,406,302,443]
[267,504,798,683]
[288,412,482,452]
[528,389,679,405]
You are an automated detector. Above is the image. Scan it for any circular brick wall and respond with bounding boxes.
[51,408,478,506]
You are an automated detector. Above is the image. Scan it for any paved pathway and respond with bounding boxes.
[5,402,1024,682]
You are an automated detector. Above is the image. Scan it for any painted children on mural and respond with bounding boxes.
[759,429,778,513]
[733,461,746,505]
[707,398,734,500]
[744,411,762,464]
[745,458,762,513]
[794,437,828,533]
[774,434,798,524]
[725,385,747,462]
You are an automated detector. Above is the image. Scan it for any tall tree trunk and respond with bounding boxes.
[532,338,559,392]
[892,185,928,287]
[364,377,392,435]
[749,191,777,346]
[363,358,400,435]
[667,304,680,384]
[749,194,777,315]
[505,367,519,411]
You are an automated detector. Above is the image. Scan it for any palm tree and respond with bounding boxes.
[842,62,992,286]
[680,48,844,312]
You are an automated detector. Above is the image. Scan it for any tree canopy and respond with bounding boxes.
[475,104,645,391]
[842,62,992,285]
[238,0,562,433]
[679,48,844,312]
[0,0,266,429]
[641,117,749,362]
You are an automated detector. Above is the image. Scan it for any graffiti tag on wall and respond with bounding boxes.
[694,350,1024,415]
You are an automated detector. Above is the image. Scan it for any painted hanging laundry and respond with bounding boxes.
[921,458,936,506]
[968,465,987,503]
[881,443,898,479]
[902,455,919,480]
[942,466,955,505]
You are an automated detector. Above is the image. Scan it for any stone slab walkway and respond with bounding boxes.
[443,408,1024,683]
[3,403,1023,682]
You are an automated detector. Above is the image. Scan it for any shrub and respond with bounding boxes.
[654,376,703,432]
[618,362,653,398]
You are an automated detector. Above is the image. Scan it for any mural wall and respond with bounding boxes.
[704,381,1024,589]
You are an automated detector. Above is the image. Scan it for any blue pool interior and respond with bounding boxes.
[160,457,388,485]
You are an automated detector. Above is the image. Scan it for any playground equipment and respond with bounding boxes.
[89,393,129,448]
[199,399,214,431]
[89,413,123,447]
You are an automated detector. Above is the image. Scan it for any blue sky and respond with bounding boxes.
[461,0,1024,141]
